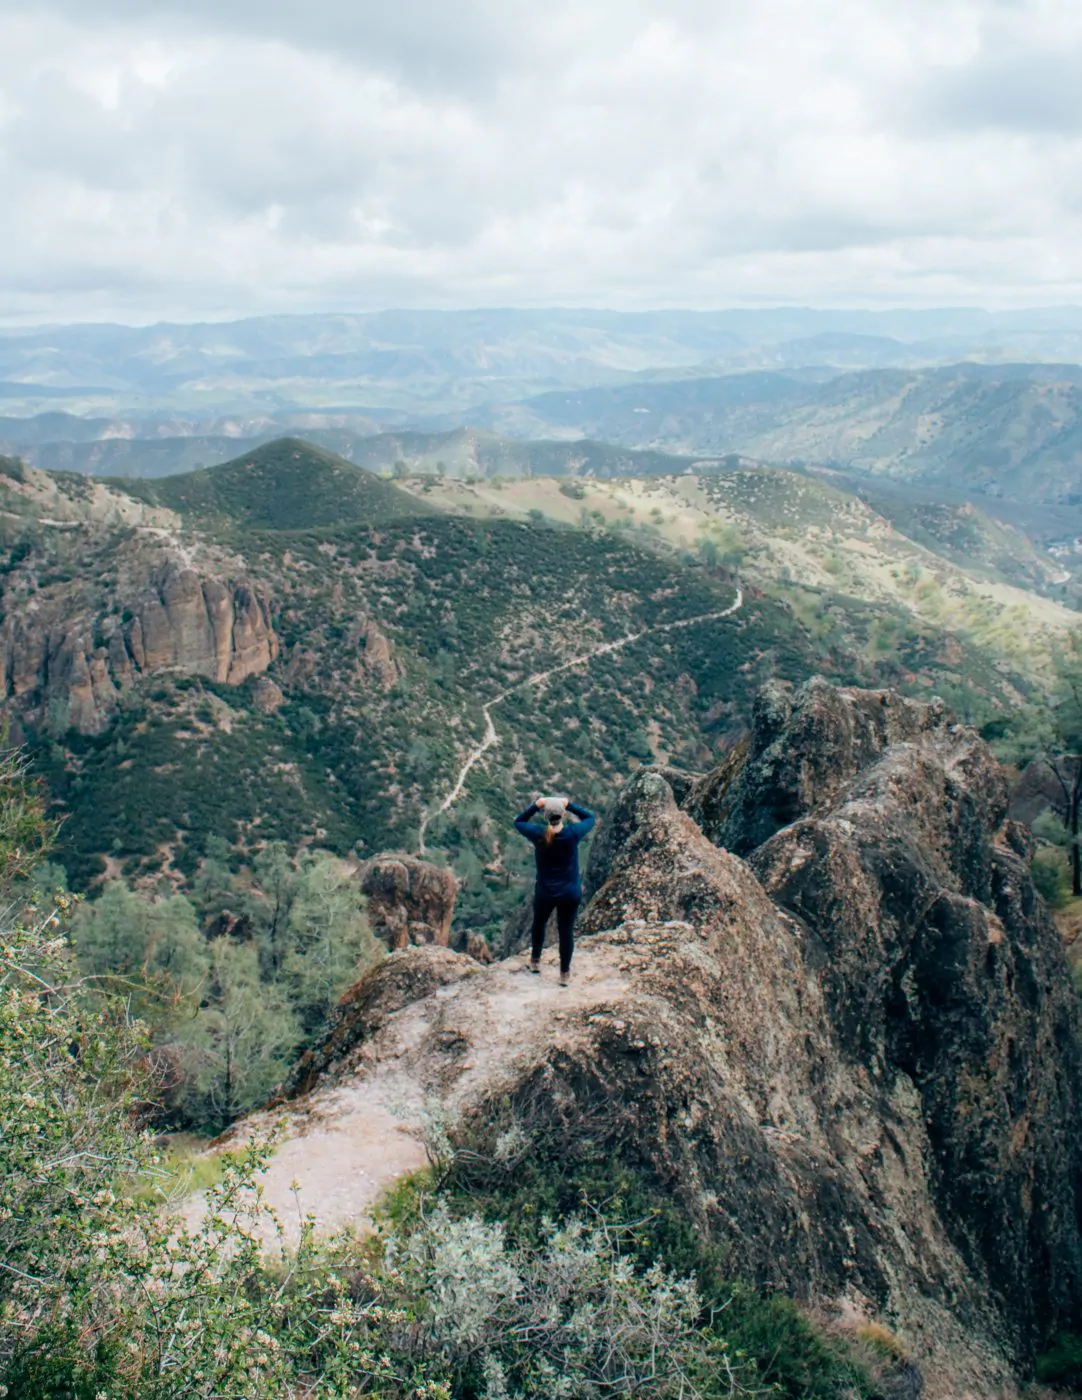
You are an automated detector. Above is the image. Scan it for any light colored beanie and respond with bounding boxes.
[541,796,566,830]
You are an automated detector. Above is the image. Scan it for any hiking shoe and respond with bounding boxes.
[530,959,541,975]
[558,970,570,988]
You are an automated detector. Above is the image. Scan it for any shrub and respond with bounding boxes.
[1032,848,1071,909]
[372,1206,749,1398]
[1037,1331,1082,1390]
[414,1105,878,1400]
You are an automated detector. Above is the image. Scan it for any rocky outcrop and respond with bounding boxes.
[277,946,477,1101]
[0,560,278,734]
[250,676,286,714]
[581,678,1082,1378]
[451,927,495,964]
[360,619,397,690]
[358,854,458,949]
[1010,756,1070,826]
[687,676,949,854]
[239,680,1082,1395]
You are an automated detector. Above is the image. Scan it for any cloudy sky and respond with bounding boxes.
[1,0,1081,322]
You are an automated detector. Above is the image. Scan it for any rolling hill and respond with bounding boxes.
[114,437,429,530]
[9,421,720,483]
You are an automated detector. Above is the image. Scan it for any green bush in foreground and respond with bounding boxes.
[420,1110,878,1400]
[1037,1331,1082,1390]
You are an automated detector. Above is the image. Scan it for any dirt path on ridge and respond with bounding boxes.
[191,939,646,1245]
[417,586,743,852]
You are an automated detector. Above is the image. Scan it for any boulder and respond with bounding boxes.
[451,927,495,964]
[250,675,286,714]
[358,853,458,949]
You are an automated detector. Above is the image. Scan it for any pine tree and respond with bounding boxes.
[172,940,301,1127]
[71,881,208,1032]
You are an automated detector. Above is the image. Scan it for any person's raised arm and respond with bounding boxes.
[514,800,541,841]
[566,801,596,837]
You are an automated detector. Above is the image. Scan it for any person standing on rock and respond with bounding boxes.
[513,795,596,986]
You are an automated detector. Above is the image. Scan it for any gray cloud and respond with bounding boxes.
[4,0,557,97]
[910,47,1082,133]
[1,0,1081,321]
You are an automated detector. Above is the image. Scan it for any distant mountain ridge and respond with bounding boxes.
[3,306,1082,418]
[6,354,1082,505]
[5,421,719,482]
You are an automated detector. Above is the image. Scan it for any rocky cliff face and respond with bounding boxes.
[1,556,278,734]
[225,679,1082,1396]
[580,683,1082,1382]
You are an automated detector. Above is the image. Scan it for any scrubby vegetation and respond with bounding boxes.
[114,438,429,532]
[51,836,382,1134]
[28,505,818,936]
[8,442,1075,950]
[2,749,893,1399]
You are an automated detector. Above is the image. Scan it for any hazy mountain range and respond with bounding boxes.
[5,361,1082,507]
[4,307,1082,419]
[3,309,1082,508]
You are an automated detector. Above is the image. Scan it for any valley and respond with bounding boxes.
[9,0,1082,1384]
[4,435,1073,943]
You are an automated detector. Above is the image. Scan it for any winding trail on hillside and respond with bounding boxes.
[417,586,743,853]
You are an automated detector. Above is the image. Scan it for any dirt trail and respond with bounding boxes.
[187,588,743,1237]
[200,942,637,1244]
[417,586,743,852]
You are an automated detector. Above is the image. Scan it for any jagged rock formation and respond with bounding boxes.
[212,680,1082,1395]
[358,854,458,949]
[359,618,397,690]
[582,679,1082,1379]
[684,676,951,854]
[451,927,495,964]
[1,559,278,734]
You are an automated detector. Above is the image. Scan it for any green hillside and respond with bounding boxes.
[33,512,803,931]
[115,437,427,530]
[487,364,1082,504]
[5,441,1077,938]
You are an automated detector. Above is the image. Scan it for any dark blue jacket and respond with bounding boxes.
[513,801,596,900]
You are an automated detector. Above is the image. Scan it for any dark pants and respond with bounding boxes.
[531,894,580,974]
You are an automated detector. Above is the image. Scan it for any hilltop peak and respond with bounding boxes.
[113,436,429,531]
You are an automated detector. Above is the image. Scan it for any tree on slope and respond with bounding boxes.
[1040,631,1082,897]
[71,879,208,1033]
